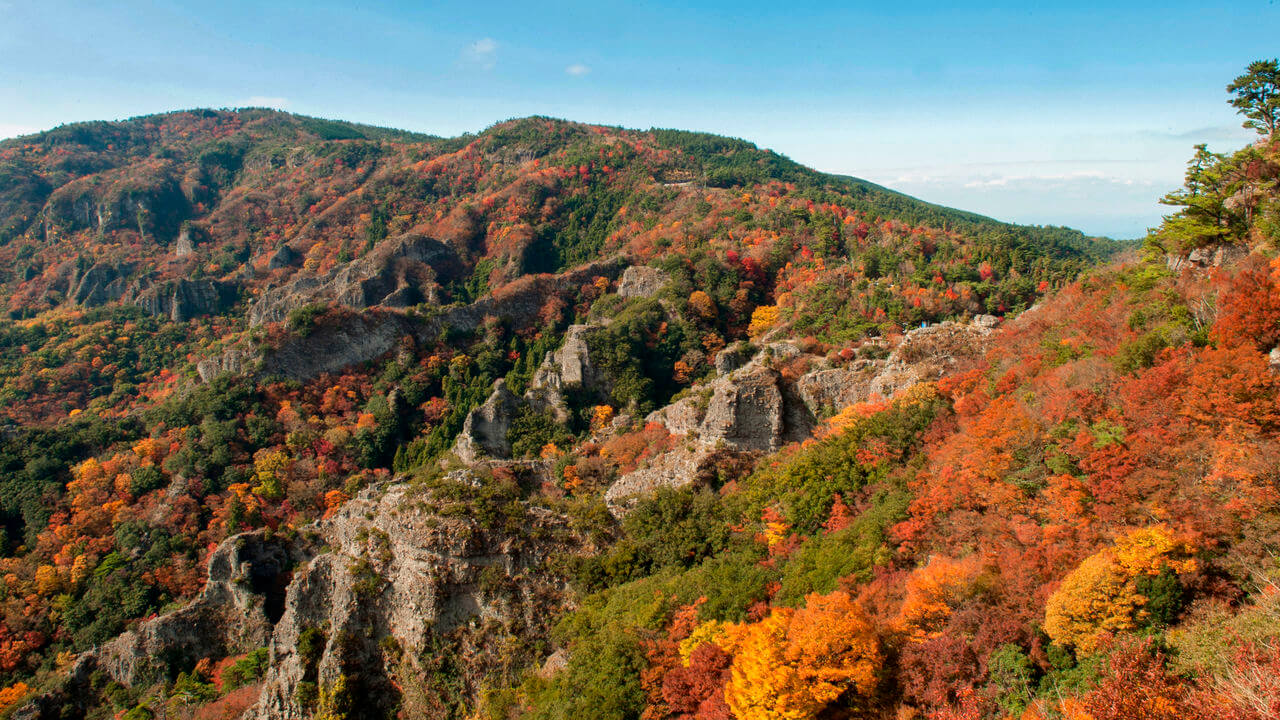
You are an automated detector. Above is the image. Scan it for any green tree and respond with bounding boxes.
[1152,144,1242,252]
[1227,59,1280,137]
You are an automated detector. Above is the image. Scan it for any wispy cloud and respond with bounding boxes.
[1142,124,1254,142]
[461,37,498,70]
[957,171,1158,190]
[565,63,591,77]
[241,96,291,109]
[878,169,1169,238]
[0,123,38,139]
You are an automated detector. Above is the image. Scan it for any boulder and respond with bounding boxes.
[267,244,297,269]
[453,380,521,462]
[616,265,668,298]
[605,444,714,510]
[714,344,751,375]
[699,366,786,452]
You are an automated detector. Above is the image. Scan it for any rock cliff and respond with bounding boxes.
[17,476,575,720]
[605,321,993,510]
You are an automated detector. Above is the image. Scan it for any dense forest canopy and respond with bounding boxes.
[0,59,1276,720]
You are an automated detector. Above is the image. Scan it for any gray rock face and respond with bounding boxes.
[70,262,131,306]
[616,265,668,298]
[524,323,612,422]
[604,444,714,509]
[42,170,190,242]
[249,232,464,326]
[794,361,879,415]
[267,244,297,270]
[797,321,992,414]
[250,482,572,720]
[612,320,995,509]
[19,476,577,720]
[1167,243,1249,272]
[173,226,197,257]
[714,344,751,375]
[700,366,786,452]
[65,261,239,321]
[550,324,598,388]
[97,533,292,685]
[258,310,418,381]
[197,347,253,383]
[197,258,626,384]
[127,278,239,321]
[454,380,521,462]
[15,532,294,716]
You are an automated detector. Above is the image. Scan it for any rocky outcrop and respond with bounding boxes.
[257,310,420,381]
[172,225,198,257]
[700,366,786,452]
[714,343,752,375]
[611,322,994,509]
[97,533,293,685]
[249,232,464,326]
[250,481,572,719]
[16,532,295,717]
[69,262,133,306]
[604,444,716,508]
[126,277,240,321]
[1166,242,1250,272]
[203,257,627,384]
[454,380,522,462]
[18,473,577,720]
[64,261,240,320]
[797,321,992,414]
[197,347,254,382]
[523,324,606,421]
[267,244,297,269]
[616,265,668,298]
[42,168,190,242]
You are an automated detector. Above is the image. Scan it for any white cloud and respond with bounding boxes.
[461,37,498,70]
[0,123,37,140]
[565,63,591,77]
[878,169,1168,238]
[241,96,291,109]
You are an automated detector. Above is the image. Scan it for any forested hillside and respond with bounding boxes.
[3,59,1277,720]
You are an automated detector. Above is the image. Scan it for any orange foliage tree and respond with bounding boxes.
[724,590,881,720]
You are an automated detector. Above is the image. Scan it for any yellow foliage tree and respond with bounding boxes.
[1044,526,1196,654]
[679,619,730,664]
[251,449,291,500]
[725,591,881,720]
[748,305,780,338]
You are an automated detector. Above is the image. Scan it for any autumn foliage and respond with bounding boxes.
[724,591,881,720]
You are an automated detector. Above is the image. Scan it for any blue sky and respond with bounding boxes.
[1,1,1275,238]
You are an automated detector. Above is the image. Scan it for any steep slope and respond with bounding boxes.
[0,108,1130,719]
